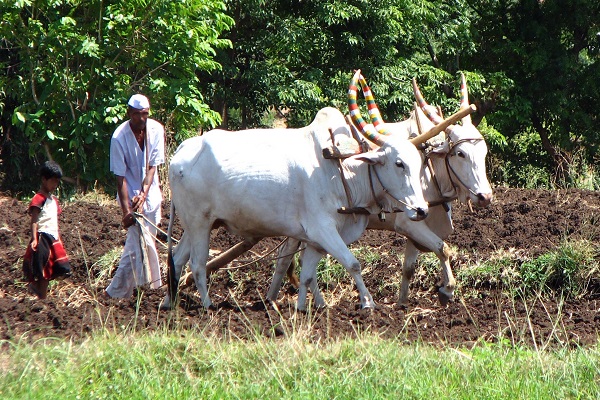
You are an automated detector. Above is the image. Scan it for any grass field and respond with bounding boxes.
[1,326,599,399]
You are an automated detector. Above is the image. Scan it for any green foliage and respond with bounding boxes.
[519,240,599,298]
[315,247,381,287]
[91,247,122,286]
[489,127,600,189]
[316,255,346,286]
[475,117,507,151]
[417,252,441,277]
[208,0,483,129]
[450,240,600,300]
[457,250,522,295]
[488,127,554,188]
[0,0,233,192]
[352,246,381,265]
[563,150,600,191]
[2,0,599,192]
[464,0,600,188]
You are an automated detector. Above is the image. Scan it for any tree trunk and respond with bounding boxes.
[532,112,572,185]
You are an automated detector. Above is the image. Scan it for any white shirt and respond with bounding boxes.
[110,118,165,212]
[36,195,60,240]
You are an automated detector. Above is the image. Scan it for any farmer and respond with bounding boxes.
[23,160,72,299]
[104,94,165,298]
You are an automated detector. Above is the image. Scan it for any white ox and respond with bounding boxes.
[267,72,493,307]
[160,102,429,311]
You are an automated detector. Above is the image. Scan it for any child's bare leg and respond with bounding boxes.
[29,279,49,299]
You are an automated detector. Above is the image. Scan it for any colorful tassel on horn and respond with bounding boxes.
[356,74,390,136]
[348,70,385,145]
[411,78,444,125]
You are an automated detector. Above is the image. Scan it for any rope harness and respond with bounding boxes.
[134,212,305,277]
[134,211,178,248]
[422,137,485,208]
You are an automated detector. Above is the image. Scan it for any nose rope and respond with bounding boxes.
[134,211,180,247]
[443,138,484,197]
[369,164,422,212]
[446,160,478,197]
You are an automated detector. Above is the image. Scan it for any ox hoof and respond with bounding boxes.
[314,301,327,310]
[357,301,375,311]
[437,288,454,306]
[360,296,375,310]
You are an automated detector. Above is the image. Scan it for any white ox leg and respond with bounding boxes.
[398,239,419,307]
[399,237,454,307]
[188,227,213,309]
[436,241,455,305]
[267,238,302,302]
[296,246,326,310]
[320,237,375,310]
[295,234,374,310]
[159,233,191,310]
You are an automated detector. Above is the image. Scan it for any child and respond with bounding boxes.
[22,161,72,299]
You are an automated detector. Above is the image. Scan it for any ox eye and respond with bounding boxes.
[456,151,466,158]
[395,161,405,168]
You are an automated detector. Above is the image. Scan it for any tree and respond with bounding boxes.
[202,0,600,187]
[463,0,600,186]
[204,0,494,129]
[0,0,233,191]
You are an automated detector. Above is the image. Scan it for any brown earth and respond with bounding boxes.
[1,187,599,348]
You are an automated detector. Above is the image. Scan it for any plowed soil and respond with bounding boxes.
[1,187,599,348]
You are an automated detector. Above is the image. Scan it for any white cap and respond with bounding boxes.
[127,94,150,110]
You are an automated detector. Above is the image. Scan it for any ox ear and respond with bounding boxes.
[427,142,451,157]
[355,150,386,166]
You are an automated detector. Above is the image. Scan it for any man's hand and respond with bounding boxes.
[131,193,146,213]
[31,239,38,251]
[122,212,136,228]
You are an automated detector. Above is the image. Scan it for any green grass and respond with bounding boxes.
[453,240,600,300]
[456,248,524,298]
[1,332,599,399]
[519,240,599,298]
[316,254,347,286]
[89,247,122,286]
[312,237,599,303]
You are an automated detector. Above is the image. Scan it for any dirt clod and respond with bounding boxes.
[1,186,599,347]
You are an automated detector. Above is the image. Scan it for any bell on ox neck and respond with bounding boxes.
[378,211,386,222]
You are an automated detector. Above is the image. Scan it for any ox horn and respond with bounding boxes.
[412,78,445,126]
[410,104,476,146]
[459,72,473,126]
[348,69,387,146]
[356,73,391,136]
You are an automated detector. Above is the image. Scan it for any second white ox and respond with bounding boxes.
[267,72,493,307]
[161,105,428,311]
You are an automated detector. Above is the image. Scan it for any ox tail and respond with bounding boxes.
[166,200,178,303]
